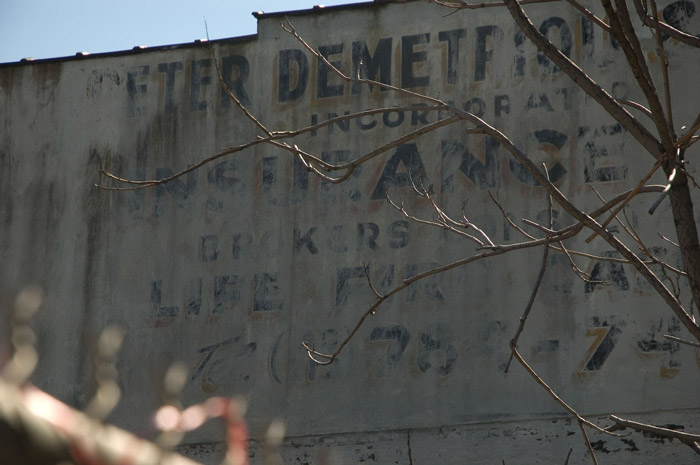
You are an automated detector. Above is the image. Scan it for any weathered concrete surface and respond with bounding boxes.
[178,411,700,465]
[2,0,700,463]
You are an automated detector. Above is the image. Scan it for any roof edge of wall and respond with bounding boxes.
[0,34,258,69]
[252,1,377,20]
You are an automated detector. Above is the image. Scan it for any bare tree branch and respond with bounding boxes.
[609,415,700,454]
[564,0,611,32]
[429,0,560,9]
[601,0,675,153]
[509,343,617,437]
[97,105,453,189]
[619,99,654,119]
[632,0,700,48]
[206,40,272,137]
[502,0,664,159]
[585,157,664,242]
[474,115,700,341]
[504,164,552,373]
[578,420,599,465]
[649,0,675,134]
[663,334,700,348]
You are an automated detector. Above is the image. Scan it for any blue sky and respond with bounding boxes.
[0,0,364,63]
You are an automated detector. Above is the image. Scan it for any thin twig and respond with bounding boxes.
[505,164,552,373]
[490,191,536,241]
[559,242,602,283]
[619,99,653,119]
[564,0,611,32]
[205,31,271,137]
[578,420,600,465]
[660,264,681,298]
[386,193,488,247]
[658,233,680,248]
[677,113,700,149]
[362,262,384,299]
[610,414,700,454]
[429,0,560,9]
[509,343,618,436]
[663,334,700,348]
[586,157,664,242]
[650,0,675,138]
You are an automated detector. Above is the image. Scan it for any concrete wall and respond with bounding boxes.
[1,0,700,463]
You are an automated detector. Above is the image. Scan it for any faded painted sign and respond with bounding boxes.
[2,1,700,462]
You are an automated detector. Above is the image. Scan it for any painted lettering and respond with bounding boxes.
[156,61,184,113]
[220,55,251,106]
[278,49,309,102]
[401,33,430,88]
[190,58,212,111]
[351,38,392,93]
[371,143,429,200]
[126,65,149,117]
[438,28,467,84]
[317,43,345,98]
